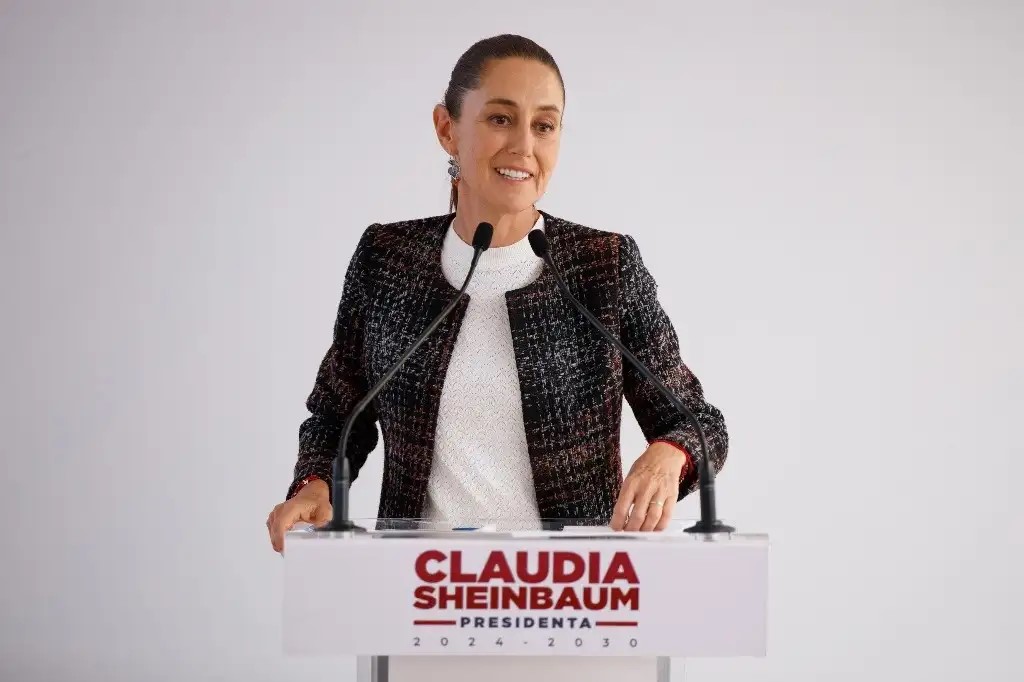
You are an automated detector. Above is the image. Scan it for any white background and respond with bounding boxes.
[1,1,1021,681]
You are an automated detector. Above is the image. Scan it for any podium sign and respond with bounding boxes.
[283,519,768,663]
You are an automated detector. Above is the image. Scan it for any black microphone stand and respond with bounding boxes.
[321,222,494,532]
[528,230,733,534]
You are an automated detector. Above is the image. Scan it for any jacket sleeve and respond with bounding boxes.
[286,224,381,502]
[618,233,728,500]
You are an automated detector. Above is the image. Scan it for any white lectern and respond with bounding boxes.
[283,518,768,681]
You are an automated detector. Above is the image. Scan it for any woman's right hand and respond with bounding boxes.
[266,479,332,554]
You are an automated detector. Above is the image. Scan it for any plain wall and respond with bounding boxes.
[1,1,1021,680]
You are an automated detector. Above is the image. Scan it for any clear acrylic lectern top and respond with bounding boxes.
[288,516,766,543]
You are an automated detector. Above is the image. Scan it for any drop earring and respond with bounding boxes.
[448,156,460,182]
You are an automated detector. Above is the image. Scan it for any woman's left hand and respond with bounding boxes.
[610,442,687,531]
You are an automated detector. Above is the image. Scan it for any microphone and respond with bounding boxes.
[321,221,494,532]
[527,230,732,535]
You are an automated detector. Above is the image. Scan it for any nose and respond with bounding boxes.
[506,119,533,157]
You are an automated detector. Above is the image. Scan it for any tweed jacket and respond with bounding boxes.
[287,209,728,520]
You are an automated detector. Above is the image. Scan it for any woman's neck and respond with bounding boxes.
[452,196,540,248]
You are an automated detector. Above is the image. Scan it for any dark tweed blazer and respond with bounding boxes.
[287,209,728,520]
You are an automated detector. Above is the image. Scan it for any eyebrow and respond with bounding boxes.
[485,97,562,114]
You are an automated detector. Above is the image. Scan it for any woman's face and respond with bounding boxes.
[438,57,564,214]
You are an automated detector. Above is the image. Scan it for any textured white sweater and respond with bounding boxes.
[421,213,546,525]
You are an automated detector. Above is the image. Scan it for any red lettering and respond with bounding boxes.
[415,550,446,583]
[589,552,600,583]
[413,585,435,609]
[449,551,476,583]
[530,586,553,609]
[502,586,528,609]
[479,552,515,583]
[603,552,639,584]
[437,586,463,609]
[466,586,489,609]
[553,586,582,609]
[552,552,585,583]
[611,587,640,610]
[517,551,549,583]
[582,587,608,610]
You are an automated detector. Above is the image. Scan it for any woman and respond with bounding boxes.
[267,34,727,552]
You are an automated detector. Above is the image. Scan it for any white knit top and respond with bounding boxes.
[421,213,546,525]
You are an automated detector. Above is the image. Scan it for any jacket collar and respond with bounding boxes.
[425,209,561,298]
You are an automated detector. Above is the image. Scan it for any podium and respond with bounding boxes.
[283,518,768,681]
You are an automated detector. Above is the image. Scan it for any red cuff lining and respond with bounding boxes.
[289,473,323,499]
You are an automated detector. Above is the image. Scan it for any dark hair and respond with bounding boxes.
[442,34,565,212]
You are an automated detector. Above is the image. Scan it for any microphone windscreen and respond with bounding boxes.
[472,222,494,250]
[527,229,549,258]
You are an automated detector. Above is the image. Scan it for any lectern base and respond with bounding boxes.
[356,655,675,681]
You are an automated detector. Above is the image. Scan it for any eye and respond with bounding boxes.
[489,114,511,125]
[536,122,556,134]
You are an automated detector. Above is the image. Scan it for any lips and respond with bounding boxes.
[495,167,533,181]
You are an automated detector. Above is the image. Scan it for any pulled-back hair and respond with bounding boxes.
[442,34,565,212]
